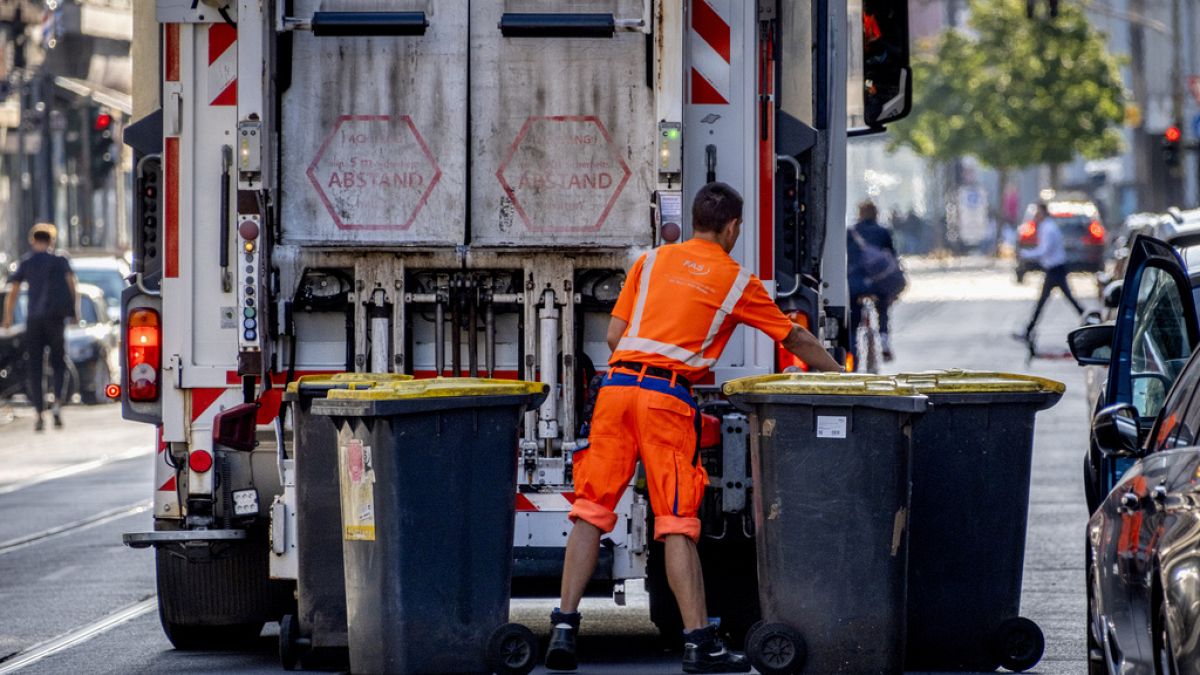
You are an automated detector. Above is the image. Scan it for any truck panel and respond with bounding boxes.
[468,0,655,248]
[279,0,468,245]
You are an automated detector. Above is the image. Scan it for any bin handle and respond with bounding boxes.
[274,406,288,484]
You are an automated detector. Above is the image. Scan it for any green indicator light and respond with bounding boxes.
[244,307,256,319]
[668,129,680,139]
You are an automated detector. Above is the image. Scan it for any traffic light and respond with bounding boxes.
[90,108,115,185]
[1162,125,1183,170]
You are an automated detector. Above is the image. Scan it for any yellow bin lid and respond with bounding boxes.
[722,372,922,397]
[894,369,1065,395]
[286,372,413,394]
[325,377,548,401]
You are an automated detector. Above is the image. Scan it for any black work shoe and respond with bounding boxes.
[682,625,751,674]
[545,609,580,672]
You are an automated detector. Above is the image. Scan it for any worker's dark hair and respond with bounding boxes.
[692,182,743,233]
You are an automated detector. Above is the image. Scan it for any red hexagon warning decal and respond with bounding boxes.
[307,115,441,230]
[496,116,632,232]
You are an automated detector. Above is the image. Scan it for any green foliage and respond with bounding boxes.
[890,0,1126,171]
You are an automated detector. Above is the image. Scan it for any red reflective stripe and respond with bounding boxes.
[164,137,179,278]
[207,23,236,64]
[191,388,224,422]
[692,0,730,63]
[158,476,176,492]
[691,67,729,106]
[758,37,774,280]
[164,24,180,82]
[515,494,538,512]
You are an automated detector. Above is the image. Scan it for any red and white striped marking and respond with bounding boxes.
[208,23,237,106]
[516,492,578,512]
[690,0,731,105]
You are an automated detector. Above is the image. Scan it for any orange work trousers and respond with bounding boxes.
[569,370,708,542]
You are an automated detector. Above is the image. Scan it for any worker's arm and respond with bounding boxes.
[782,324,843,372]
[1,282,15,329]
[607,317,628,353]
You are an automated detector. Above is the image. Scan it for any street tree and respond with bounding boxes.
[891,0,1126,185]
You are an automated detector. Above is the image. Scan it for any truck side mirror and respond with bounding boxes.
[1067,323,1114,366]
[1092,403,1142,459]
[848,0,912,131]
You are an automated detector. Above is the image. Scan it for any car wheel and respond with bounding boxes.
[1155,595,1179,675]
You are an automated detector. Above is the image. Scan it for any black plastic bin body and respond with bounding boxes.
[900,373,1063,672]
[312,381,545,675]
[727,378,927,675]
[282,374,411,655]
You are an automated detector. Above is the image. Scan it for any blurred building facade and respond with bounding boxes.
[849,0,1200,252]
[0,0,131,271]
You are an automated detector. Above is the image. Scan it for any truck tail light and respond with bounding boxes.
[127,308,161,401]
[1087,220,1105,242]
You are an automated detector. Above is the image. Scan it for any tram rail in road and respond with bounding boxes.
[0,597,157,674]
[0,500,151,557]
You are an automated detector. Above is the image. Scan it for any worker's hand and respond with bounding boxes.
[781,325,843,373]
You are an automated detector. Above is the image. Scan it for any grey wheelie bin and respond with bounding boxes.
[277,373,412,671]
[311,378,548,675]
[896,371,1064,673]
[724,374,928,675]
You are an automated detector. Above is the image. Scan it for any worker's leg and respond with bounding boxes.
[664,533,706,629]
[558,520,602,614]
[548,385,638,671]
[636,388,748,673]
[1050,265,1085,315]
[1025,272,1055,335]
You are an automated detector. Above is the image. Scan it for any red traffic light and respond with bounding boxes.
[1165,126,1182,143]
[93,112,112,131]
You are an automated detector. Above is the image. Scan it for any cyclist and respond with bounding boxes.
[848,200,898,361]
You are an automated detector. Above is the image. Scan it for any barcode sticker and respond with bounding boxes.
[816,416,847,439]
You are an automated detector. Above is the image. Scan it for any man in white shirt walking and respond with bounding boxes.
[1018,202,1085,337]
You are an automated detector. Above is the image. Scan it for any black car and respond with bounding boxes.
[0,283,118,405]
[1069,234,1200,673]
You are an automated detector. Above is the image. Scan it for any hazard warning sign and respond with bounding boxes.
[307,115,441,230]
[496,116,632,232]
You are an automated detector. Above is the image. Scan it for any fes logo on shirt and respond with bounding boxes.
[681,259,710,276]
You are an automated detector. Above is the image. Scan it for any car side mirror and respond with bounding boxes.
[1093,403,1143,459]
[1067,323,1114,366]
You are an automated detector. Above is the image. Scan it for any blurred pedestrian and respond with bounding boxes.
[848,200,899,361]
[1018,203,1084,339]
[2,223,78,431]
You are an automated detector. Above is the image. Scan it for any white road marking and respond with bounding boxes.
[0,446,152,495]
[0,597,156,674]
[0,501,151,556]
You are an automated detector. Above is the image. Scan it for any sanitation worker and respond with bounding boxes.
[546,182,842,673]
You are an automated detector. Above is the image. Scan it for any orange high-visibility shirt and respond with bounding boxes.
[609,238,795,382]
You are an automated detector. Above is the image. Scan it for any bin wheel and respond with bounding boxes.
[747,622,806,675]
[743,620,766,655]
[991,617,1044,672]
[279,614,302,671]
[487,623,537,675]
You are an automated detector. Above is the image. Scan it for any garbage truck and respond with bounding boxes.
[120,0,913,647]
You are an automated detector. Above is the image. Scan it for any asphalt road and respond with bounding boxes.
[0,260,1096,675]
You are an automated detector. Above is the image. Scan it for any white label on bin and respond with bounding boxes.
[816,416,847,439]
[340,439,376,541]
